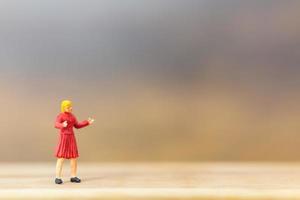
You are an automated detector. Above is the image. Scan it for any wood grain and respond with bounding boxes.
[0,162,299,199]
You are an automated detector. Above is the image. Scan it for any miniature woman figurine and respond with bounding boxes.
[54,100,94,184]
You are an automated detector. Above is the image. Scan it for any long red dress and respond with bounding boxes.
[54,112,89,159]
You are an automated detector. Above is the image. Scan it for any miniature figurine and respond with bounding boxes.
[54,100,94,184]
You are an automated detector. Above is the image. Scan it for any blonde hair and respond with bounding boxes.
[61,100,72,113]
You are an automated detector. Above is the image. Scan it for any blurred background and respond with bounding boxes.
[0,0,300,162]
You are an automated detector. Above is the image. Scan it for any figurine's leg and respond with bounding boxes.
[56,158,64,178]
[70,158,77,177]
[70,158,81,183]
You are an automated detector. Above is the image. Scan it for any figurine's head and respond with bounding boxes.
[61,100,73,113]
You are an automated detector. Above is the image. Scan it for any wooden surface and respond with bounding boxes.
[0,162,300,199]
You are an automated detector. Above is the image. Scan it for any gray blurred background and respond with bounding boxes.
[0,0,300,162]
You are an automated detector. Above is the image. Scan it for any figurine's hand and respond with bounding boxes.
[62,121,68,127]
[88,117,95,125]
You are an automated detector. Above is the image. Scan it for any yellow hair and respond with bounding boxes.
[61,100,72,113]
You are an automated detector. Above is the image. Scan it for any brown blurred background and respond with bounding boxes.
[0,0,300,162]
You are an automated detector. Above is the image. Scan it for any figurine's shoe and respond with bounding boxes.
[55,178,63,184]
[70,177,81,183]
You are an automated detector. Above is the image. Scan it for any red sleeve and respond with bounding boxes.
[74,116,89,129]
[54,114,64,129]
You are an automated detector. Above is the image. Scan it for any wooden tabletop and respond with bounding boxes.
[0,162,300,199]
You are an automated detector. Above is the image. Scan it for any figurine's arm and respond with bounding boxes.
[54,115,64,129]
[74,117,89,129]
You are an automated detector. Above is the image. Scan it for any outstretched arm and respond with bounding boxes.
[74,118,89,129]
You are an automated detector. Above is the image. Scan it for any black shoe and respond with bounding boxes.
[55,178,63,184]
[70,177,81,183]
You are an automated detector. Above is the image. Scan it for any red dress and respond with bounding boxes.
[54,112,89,159]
